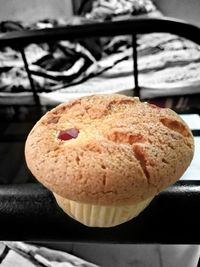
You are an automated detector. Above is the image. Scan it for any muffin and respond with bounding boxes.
[25,94,194,227]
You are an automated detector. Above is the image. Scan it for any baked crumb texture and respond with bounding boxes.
[25,94,194,206]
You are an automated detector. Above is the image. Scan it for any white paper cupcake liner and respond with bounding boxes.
[54,193,154,227]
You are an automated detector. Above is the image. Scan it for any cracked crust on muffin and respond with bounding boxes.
[25,94,194,206]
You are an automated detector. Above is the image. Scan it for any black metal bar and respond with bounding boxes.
[192,130,200,136]
[132,34,140,97]
[1,17,200,48]
[197,257,200,267]
[0,181,200,244]
[0,134,27,142]
[19,48,41,107]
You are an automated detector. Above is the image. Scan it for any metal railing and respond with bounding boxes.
[1,17,200,101]
[0,181,199,243]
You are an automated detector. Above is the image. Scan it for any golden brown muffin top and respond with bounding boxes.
[25,94,194,205]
